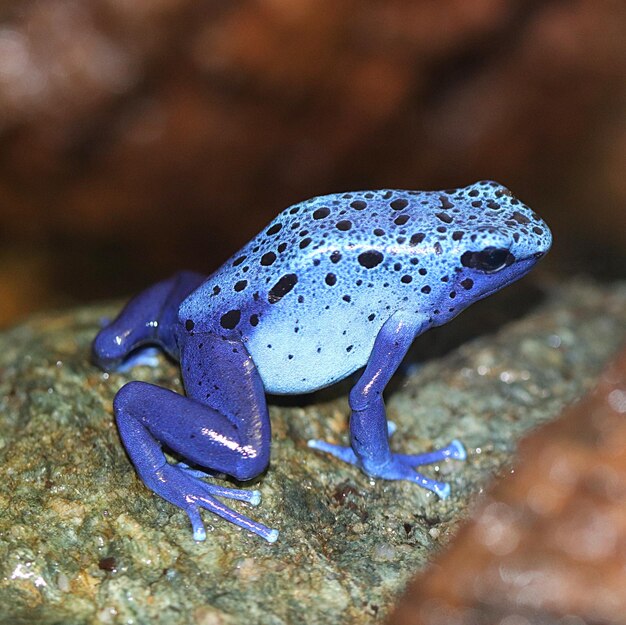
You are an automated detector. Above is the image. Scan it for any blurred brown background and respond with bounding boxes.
[0,0,625,328]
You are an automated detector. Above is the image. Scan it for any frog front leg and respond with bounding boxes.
[308,310,466,498]
[112,332,278,542]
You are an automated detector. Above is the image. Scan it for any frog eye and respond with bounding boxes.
[460,247,514,273]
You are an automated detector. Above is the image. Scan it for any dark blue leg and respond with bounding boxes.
[113,333,277,542]
[308,310,466,498]
[93,271,205,370]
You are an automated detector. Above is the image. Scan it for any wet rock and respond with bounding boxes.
[0,280,624,624]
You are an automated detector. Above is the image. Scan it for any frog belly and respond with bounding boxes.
[246,322,375,395]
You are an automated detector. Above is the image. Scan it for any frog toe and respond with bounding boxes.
[307,439,358,464]
[395,438,467,465]
[153,464,277,542]
[174,463,263,506]
[116,347,161,372]
[309,437,461,499]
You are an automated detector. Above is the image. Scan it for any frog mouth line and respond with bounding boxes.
[471,256,540,299]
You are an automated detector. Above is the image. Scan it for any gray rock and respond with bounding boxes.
[0,281,625,625]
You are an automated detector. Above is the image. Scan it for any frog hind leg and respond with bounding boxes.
[92,271,205,371]
[308,310,466,499]
[112,333,277,543]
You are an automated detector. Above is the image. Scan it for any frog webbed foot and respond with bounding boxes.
[152,463,275,542]
[308,437,465,499]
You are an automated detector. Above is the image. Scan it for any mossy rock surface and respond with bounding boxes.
[1,281,625,625]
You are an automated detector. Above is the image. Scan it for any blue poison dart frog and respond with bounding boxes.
[93,181,551,543]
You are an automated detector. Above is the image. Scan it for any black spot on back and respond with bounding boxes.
[266,223,282,236]
[358,250,384,269]
[220,310,241,330]
[268,274,298,304]
[394,214,410,226]
[185,319,195,332]
[330,251,342,263]
[390,199,408,211]
[439,196,454,210]
[409,233,425,246]
[350,200,366,210]
[435,211,453,224]
[511,211,530,225]
[325,273,337,286]
[234,280,247,292]
[336,220,352,231]
[261,252,276,266]
[313,207,330,219]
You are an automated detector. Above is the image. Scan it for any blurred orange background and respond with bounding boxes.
[1,0,625,328]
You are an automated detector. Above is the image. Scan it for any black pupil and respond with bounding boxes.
[479,248,509,270]
[461,247,512,273]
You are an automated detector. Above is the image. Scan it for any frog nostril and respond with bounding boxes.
[533,252,544,259]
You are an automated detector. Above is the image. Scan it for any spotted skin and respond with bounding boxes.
[93,180,552,543]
